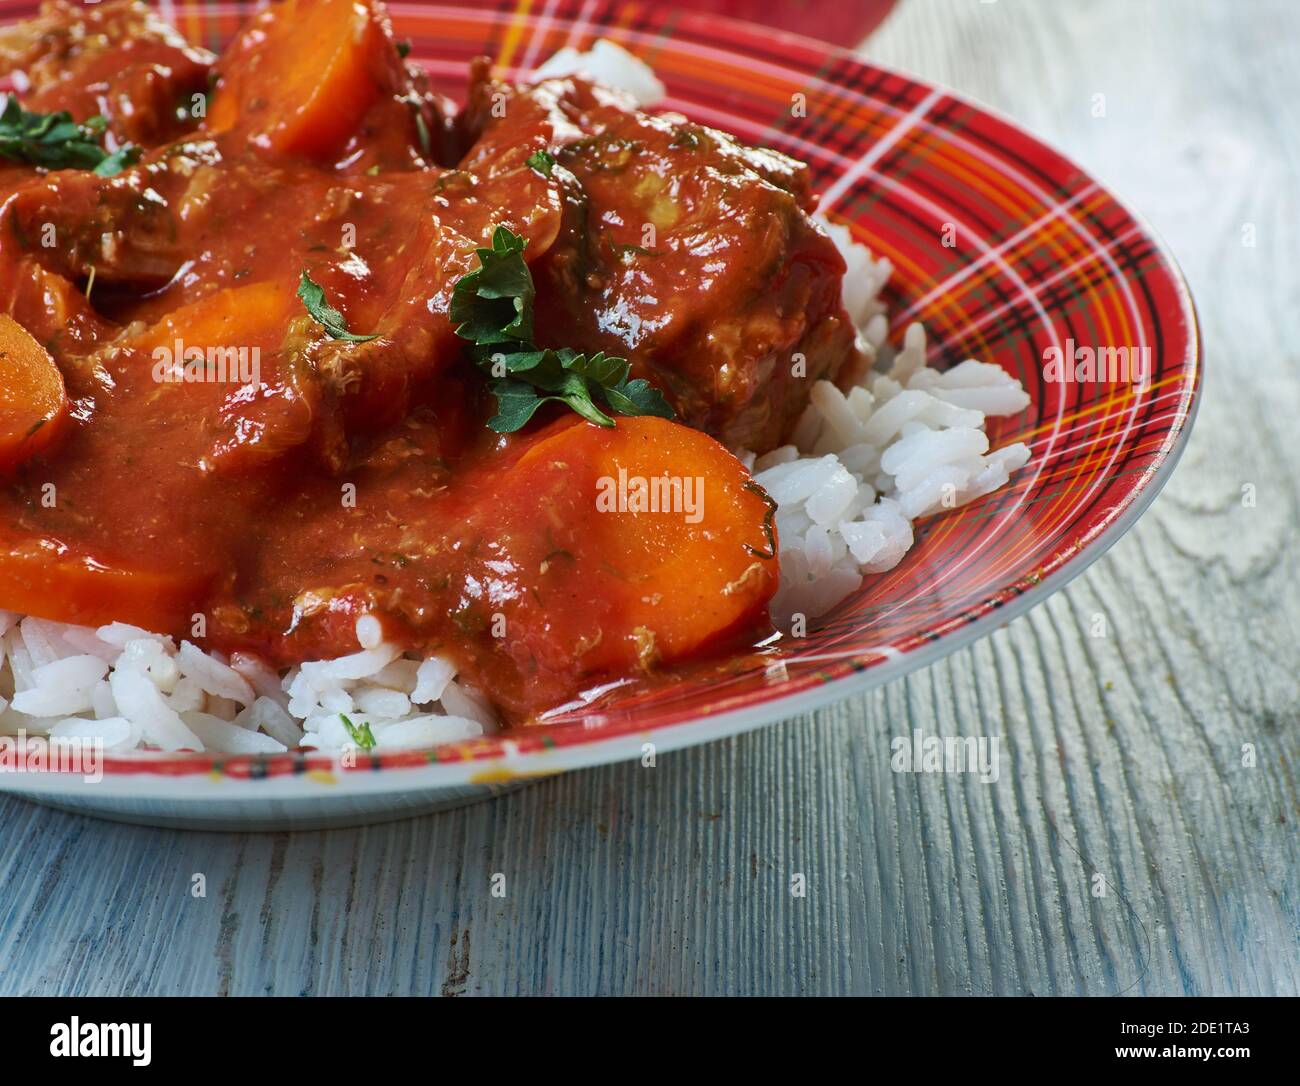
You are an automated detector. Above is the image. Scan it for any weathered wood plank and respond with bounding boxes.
[0,0,1296,997]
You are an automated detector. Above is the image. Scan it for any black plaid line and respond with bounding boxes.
[790,59,896,161]
[797,68,919,192]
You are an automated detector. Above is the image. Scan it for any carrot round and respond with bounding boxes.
[207,0,396,161]
[451,416,779,715]
[122,280,321,474]
[0,314,69,475]
[124,279,298,354]
[0,536,213,633]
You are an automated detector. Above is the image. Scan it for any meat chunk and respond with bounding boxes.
[303,159,565,433]
[0,0,214,148]
[459,65,861,450]
[0,134,565,446]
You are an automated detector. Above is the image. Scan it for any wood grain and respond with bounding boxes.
[0,0,1296,996]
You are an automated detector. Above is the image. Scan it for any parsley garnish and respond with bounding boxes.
[451,226,535,347]
[93,144,142,177]
[340,714,376,752]
[479,348,673,431]
[296,271,379,342]
[412,109,432,161]
[0,97,140,174]
[451,226,673,433]
[525,149,555,177]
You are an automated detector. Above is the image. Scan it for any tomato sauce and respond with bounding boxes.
[0,0,857,723]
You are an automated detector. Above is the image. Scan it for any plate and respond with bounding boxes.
[0,0,1200,829]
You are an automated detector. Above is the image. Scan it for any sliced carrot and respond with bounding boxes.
[207,0,400,162]
[122,280,323,474]
[123,279,298,354]
[452,416,779,715]
[518,416,779,668]
[0,314,69,474]
[0,536,213,633]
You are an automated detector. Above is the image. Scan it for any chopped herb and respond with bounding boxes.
[451,225,673,433]
[481,347,674,434]
[451,604,488,635]
[295,270,379,342]
[669,127,702,150]
[0,96,140,173]
[434,170,473,195]
[396,38,412,59]
[525,149,555,177]
[412,108,432,161]
[340,713,376,752]
[449,226,534,348]
[93,144,142,177]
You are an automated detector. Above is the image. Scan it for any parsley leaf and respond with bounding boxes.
[525,149,555,177]
[603,375,674,418]
[450,226,534,347]
[339,714,376,752]
[0,97,141,174]
[452,226,674,433]
[296,271,379,342]
[485,379,550,432]
[93,144,143,177]
[412,109,432,161]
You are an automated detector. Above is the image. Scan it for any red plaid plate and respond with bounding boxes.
[0,1,1199,815]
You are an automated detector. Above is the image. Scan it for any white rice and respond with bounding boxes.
[0,614,489,756]
[532,39,666,107]
[0,45,1031,756]
[533,43,1032,629]
[753,219,1031,631]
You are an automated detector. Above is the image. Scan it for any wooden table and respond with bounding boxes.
[1,0,1295,996]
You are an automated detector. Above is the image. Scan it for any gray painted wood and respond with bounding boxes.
[0,0,1296,996]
